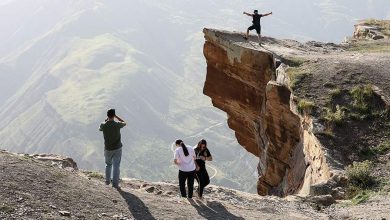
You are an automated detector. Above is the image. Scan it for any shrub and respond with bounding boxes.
[346,161,376,189]
[374,141,390,155]
[297,99,315,114]
[323,105,345,125]
[350,85,374,114]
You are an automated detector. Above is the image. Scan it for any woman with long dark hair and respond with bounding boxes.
[194,139,213,199]
[173,139,196,198]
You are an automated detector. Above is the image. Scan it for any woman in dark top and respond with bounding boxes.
[194,139,213,198]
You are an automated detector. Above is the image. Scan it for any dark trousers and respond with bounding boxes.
[195,168,210,197]
[178,170,195,198]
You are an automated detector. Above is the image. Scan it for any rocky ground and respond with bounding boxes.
[0,150,389,220]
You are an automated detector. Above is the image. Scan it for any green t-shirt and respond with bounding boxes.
[99,121,126,151]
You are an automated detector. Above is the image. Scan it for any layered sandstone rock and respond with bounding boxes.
[203,29,332,196]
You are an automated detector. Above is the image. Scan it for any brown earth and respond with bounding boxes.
[1,150,389,219]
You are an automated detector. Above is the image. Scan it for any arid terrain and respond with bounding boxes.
[0,150,389,219]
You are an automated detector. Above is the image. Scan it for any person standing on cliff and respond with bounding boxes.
[194,139,213,199]
[243,10,272,44]
[99,109,127,188]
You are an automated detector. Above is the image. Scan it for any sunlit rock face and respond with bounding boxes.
[202,29,331,196]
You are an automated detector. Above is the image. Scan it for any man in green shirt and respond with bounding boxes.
[99,109,126,188]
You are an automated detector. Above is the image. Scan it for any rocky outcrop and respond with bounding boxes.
[6,150,79,171]
[203,29,333,196]
[353,19,390,40]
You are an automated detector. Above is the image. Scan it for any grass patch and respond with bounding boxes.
[297,99,315,114]
[85,171,104,179]
[0,205,15,213]
[346,161,376,190]
[286,67,310,90]
[350,190,371,205]
[284,57,306,67]
[350,85,374,114]
[347,42,390,53]
[329,88,342,98]
[323,105,346,125]
[346,161,378,203]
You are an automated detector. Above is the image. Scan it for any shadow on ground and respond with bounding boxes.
[118,188,156,220]
[190,199,244,220]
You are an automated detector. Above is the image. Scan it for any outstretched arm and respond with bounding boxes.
[262,12,273,17]
[243,12,253,17]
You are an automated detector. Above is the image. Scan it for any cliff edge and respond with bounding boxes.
[203,20,390,198]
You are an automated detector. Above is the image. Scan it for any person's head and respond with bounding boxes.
[254,10,258,14]
[175,139,189,156]
[197,139,207,150]
[107,109,116,119]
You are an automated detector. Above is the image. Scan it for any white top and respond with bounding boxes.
[174,146,196,172]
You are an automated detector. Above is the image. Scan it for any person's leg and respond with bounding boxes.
[204,169,210,187]
[246,29,250,39]
[257,26,262,44]
[195,171,201,196]
[104,150,113,185]
[198,170,206,197]
[112,148,122,188]
[187,171,195,198]
[178,170,187,197]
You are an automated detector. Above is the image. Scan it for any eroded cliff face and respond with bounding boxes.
[203,29,331,196]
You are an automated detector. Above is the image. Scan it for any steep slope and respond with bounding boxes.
[202,21,390,197]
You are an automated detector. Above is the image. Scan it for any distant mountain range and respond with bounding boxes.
[0,0,388,192]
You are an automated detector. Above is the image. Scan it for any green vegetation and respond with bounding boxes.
[374,141,390,155]
[297,99,315,114]
[323,105,345,125]
[347,42,390,53]
[85,171,104,179]
[346,161,376,189]
[285,57,306,67]
[329,88,342,98]
[0,205,15,213]
[286,67,310,90]
[350,85,374,114]
[346,161,378,204]
[350,190,371,205]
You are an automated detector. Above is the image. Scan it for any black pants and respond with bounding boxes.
[178,170,195,198]
[195,168,210,197]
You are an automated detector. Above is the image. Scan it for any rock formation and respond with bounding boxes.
[203,20,390,197]
[353,19,390,40]
[202,29,336,196]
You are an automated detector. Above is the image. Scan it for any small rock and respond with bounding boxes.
[307,195,336,206]
[49,205,57,209]
[156,190,163,195]
[145,186,155,193]
[112,199,118,204]
[59,210,71,216]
